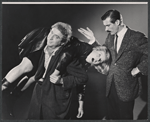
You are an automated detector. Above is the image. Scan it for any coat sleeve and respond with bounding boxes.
[61,59,88,90]
[136,34,148,75]
[76,84,86,101]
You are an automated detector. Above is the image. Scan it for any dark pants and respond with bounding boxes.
[28,81,71,120]
[106,81,134,120]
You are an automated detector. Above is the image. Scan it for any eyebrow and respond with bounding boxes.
[55,34,61,39]
[50,29,62,38]
[105,24,111,26]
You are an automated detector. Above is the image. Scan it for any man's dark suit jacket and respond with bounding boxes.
[18,28,88,119]
[104,27,148,102]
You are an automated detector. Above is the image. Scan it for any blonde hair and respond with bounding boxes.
[93,45,110,63]
[95,62,110,75]
[93,46,111,75]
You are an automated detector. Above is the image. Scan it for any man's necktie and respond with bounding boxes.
[114,34,118,57]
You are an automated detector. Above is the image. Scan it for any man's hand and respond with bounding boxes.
[78,27,96,44]
[50,74,63,84]
[131,67,140,77]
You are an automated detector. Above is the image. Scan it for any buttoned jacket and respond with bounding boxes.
[105,27,148,101]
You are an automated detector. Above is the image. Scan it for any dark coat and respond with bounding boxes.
[20,28,88,119]
[105,27,148,102]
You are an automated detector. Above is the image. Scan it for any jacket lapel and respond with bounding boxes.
[115,28,131,62]
[34,51,45,80]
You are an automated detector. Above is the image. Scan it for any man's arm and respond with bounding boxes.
[131,34,148,76]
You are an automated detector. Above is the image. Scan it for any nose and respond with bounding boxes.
[92,58,94,62]
[105,27,108,32]
[48,34,54,40]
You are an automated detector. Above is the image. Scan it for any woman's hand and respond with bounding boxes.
[76,101,84,118]
[78,27,96,44]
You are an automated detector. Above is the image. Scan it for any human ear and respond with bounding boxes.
[115,20,120,26]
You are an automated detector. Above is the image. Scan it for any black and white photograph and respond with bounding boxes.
[1,2,148,120]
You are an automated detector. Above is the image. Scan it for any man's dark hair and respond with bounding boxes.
[101,9,121,23]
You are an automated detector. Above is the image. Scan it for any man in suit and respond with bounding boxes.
[2,22,88,119]
[78,9,148,120]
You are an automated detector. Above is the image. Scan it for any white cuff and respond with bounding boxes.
[88,39,96,45]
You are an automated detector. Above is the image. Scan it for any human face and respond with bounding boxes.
[86,50,107,66]
[47,28,64,48]
[103,17,119,35]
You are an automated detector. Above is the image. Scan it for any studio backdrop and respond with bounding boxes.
[2,2,148,120]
